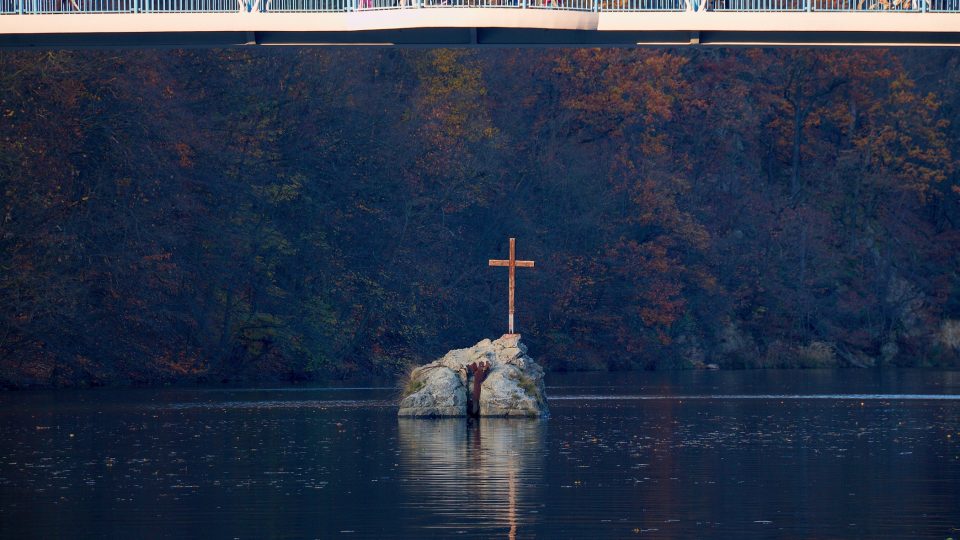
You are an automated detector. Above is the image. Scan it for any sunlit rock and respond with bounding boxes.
[398,365,467,417]
[398,334,549,418]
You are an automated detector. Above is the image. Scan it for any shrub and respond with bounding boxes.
[937,320,960,350]
[796,341,837,368]
[517,374,541,402]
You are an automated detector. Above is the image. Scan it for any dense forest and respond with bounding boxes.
[2,47,960,387]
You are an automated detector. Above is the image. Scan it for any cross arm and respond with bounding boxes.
[489,259,535,267]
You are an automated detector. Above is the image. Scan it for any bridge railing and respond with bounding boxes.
[261,0,344,10]
[929,0,958,10]
[262,0,685,11]
[705,0,928,8]
[527,0,596,11]
[2,0,959,13]
[709,0,803,10]
[421,0,521,8]
[8,0,137,13]
[263,0,599,10]
[142,0,238,11]
[602,0,687,11]
[0,0,238,11]
[811,0,919,10]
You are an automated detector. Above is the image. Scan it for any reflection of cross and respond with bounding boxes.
[488,237,535,334]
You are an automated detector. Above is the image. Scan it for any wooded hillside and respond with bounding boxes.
[2,48,960,387]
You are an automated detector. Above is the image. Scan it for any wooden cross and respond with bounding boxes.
[488,237,535,334]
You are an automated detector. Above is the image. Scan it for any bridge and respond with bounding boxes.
[1,0,959,48]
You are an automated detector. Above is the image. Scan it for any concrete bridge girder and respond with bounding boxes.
[1,10,960,47]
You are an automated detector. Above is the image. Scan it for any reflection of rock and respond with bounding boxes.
[397,418,546,536]
[398,335,549,418]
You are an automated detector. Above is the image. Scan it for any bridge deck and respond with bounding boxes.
[1,1,959,47]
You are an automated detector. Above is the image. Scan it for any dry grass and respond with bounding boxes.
[403,378,425,397]
[399,365,426,398]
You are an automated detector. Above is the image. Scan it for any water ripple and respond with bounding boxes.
[158,393,960,410]
[549,393,960,401]
[162,399,395,410]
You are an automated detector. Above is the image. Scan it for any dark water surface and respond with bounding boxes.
[2,370,959,538]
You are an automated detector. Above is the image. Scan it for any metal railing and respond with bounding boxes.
[12,0,136,12]
[526,0,596,11]
[2,0,958,13]
[0,0,238,10]
[143,0,237,11]
[421,0,521,7]
[710,0,802,10]
[603,0,686,11]
[260,0,345,10]
[930,0,959,9]
[811,0,919,10]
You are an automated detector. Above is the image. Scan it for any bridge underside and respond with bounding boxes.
[3,11,960,48]
[5,28,960,47]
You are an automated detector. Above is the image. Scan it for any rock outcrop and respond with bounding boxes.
[398,334,549,418]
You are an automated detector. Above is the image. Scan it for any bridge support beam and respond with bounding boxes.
[4,11,960,48]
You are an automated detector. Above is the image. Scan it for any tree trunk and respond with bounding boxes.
[791,106,803,199]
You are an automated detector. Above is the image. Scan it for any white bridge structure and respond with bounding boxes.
[1,0,958,47]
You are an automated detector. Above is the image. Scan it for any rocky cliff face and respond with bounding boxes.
[398,335,549,418]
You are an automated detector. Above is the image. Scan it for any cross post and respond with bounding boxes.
[488,237,535,334]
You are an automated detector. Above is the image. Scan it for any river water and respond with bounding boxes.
[1,370,958,538]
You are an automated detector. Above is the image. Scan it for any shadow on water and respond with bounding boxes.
[397,418,546,538]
